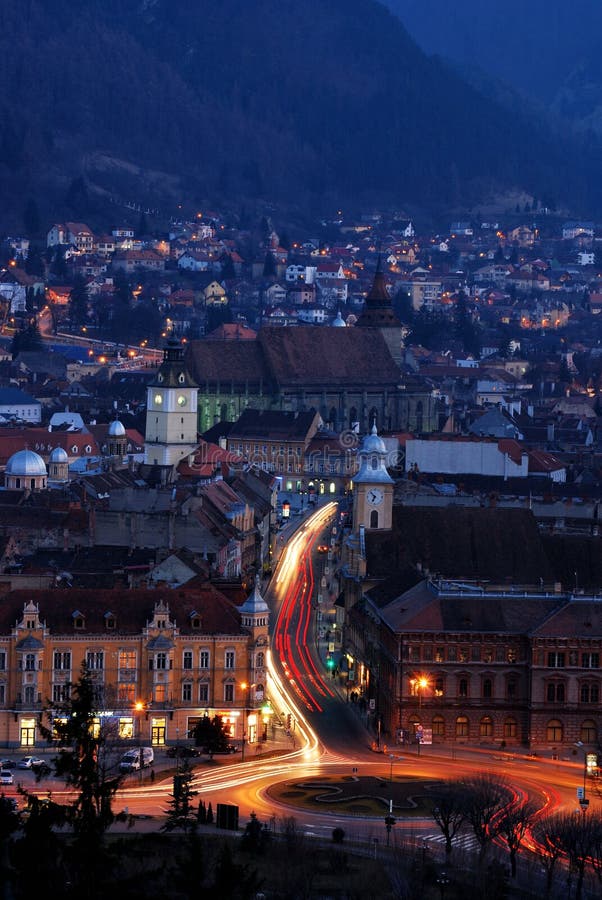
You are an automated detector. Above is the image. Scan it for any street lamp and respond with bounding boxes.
[574,741,589,813]
[134,700,145,783]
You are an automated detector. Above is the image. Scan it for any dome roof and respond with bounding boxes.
[361,423,386,455]
[108,419,126,437]
[332,310,347,327]
[49,446,69,463]
[5,449,47,477]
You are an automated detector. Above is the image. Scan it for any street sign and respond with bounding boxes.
[577,787,585,800]
[328,642,335,653]
[420,727,433,745]
[580,798,590,809]
[369,698,376,710]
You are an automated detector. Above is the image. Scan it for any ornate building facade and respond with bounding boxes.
[0,584,270,750]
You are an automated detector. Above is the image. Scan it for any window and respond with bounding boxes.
[504,718,517,738]
[483,678,492,699]
[580,683,600,704]
[471,646,481,662]
[191,617,201,630]
[224,683,234,703]
[118,684,136,703]
[256,651,265,668]
[53,684,70,703]
[199,682,209,704]
[547,652,565,668]
[582,653,600,669]
[580,720,597,743]
[225,650,235,669]
[435,647,444,663]
[423,645,433,662]
[546,682,565,703]
[483,648,493,663]
[434,677,444,697]
[458,678,468,698]
[546,719,563,742]
[409,646,420,663]
[0,652,6,671]
[24,654,36,671]
[370,510,379,529]
[456,716,469,738]
[86,650,104,670]
[447,647,457,662]
[119,650,136,670]
[24,686,36,706]
[183,650,193,670]
[480,716,494,737]
[74,617,84,629]
[154,684,167,703]
[459,647,468,663]
[155,652,167,670]
[182,683,192,702]
[507,680,517,700]
[53,651,71,671]
[432,715,445,737]
[0,684,5,705]
[507,648,517,663]
[200,650,210,669]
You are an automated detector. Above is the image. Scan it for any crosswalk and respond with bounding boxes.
[424,830,480,853]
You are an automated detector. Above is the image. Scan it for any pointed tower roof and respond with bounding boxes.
[239,576,270,617]
[355,256,401,329]
[149,336,197,389]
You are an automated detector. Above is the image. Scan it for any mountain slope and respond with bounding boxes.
[0,0,600,229]
[382,0,602,132]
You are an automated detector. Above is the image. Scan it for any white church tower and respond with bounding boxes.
[144,338,198,466]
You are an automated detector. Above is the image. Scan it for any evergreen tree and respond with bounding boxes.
[240,811,271,855]
[10,319,43,358]
[193,715,231,757]
[163,761,198,833]
[206,802,214,824]
[262,251,276,278]
[69,274,90,326]
[137,211,149,236]
[221,253,236,280]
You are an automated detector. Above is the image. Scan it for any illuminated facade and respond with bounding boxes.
[0,585,268,749]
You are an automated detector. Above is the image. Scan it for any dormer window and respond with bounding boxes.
[178,372,185,384]
[190,612,201,629]
[105,613,116,630]
[72,611,85,630]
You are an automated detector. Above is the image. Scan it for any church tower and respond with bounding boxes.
[355,257,403,366]
[352,424,394,531]
[144,338,199,466]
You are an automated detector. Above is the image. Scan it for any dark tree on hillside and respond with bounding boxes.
[137,210,149,236]
[262,251,276,278]
[393,287,414,324]
[49,246,68,280]
[69,274,90,326]
[65,175,89,212]
[10,319,43,358]
[221,253,236,280]
[205,303,233,335]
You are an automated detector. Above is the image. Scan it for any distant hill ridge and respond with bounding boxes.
[0,0,600,228]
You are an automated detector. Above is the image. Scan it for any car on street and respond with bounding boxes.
[0,759,14,769]
[0,770,13,785]
[206,744,237,755]
[317,544,329,553]
[17,756,45,769]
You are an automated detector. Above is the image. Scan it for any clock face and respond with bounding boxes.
[367,488,384,506]
[177,394,187,407]
[154,392,163,405]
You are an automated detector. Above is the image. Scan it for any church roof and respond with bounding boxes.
[239,578,270,617]
[355,258,401,329]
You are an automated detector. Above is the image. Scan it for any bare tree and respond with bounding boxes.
[461,773,509,863]
[431,781,467,856]
[497,800,538,877]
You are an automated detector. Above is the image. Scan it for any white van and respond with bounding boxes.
[119,747,154,773]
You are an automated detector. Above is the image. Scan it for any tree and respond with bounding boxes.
[39,665,123,846]
[10,319,43,359]
[240,811,271,855]
[163,761,198,833]
[462,773,509,863]
[69,275,90,326]
[431,782,466,856]
[23,197,40,236]
[193,714,232,757]
[496,801,538,877]
[221,253,236,280]
[262,250,276,278]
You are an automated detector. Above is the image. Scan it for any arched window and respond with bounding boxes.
[458,677,468,698]
[370,510,379,529]
[546,719,563,742]
[371,455,378,470]
[580,720,597,743]
[432,715,445,737]
[503,718,517,739]
[456,716,469,738]
[256,652,265,668]
[547,682,565,703]
[480,716,494,738]
[483,678,492,699]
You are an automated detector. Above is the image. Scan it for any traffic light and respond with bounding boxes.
[326,655,335,670]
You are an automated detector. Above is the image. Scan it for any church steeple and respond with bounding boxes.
[144,337,199,466]
[355,257,402,366]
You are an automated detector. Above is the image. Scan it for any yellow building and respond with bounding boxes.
[0,583,269,750]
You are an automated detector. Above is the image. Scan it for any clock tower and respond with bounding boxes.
[144,338,199,466]
[353,424,394,531]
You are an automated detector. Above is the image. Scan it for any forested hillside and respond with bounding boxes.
[0,0,600,230]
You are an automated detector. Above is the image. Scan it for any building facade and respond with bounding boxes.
[0,586,269,750]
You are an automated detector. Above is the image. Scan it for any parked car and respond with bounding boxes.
[0,770,13,785]
[206,744,237,755]
[0,759,14,770]
[17,756,45,769]
[166,746,201,759]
